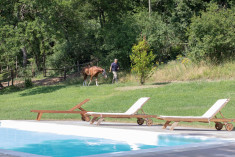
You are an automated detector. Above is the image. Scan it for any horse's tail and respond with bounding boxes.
[81,66,90,76]
[81,67,86,75]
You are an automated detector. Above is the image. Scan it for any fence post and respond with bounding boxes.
[11,69,14,86]
[7,66,9,86]
[64,66,66,80]
[77,61,80,77]
[43,68,46,77]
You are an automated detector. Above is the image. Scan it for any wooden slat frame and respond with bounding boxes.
[87,98,158,125]
[31,99,90,120]
[159,113,235,130]
[88,114,157,118]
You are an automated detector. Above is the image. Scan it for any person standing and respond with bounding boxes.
[110,59,119,83]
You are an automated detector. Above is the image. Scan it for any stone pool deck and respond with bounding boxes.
[1,120,235,157]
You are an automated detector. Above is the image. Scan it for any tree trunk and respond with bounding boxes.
[99,8,103,28]
[140,75,144,85]
[101,9,105,25]
[0,82,3,88]
[21,46,27,67]
[99,7,105,28]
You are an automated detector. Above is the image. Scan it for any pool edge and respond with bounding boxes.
[83,140,235,157]
[0,149,50,157]
[1,120,234,157]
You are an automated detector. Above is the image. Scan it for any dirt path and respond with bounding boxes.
[0,72,82,88]
[1,77,64,88]
[115,85,164,91]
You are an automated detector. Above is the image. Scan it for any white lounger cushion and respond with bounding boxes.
[86,112,131,116]
[159,116,209,121]
[202,99,229,118]
[159,99,229,120]
[87,97,150,116]
[124,97,150,115]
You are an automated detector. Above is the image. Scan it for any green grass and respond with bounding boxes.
[0,80,235,128]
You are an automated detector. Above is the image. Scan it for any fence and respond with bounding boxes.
[43,67,67,80]
[0,69,14,87]
[0,59,99,88]
[43,59,99,79]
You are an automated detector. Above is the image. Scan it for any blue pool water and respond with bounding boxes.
[0,127,215,157]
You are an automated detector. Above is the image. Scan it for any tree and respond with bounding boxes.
[130,38,156,84]
[0,24,21,69]
[0,0,56,71]
[187,3,235,63]
[1,0,234,78]
[133,10,178,63]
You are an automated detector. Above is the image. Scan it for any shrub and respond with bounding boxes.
[130,38,156,85]
[24,78,33,88]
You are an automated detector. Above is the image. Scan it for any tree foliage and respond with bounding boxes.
[130,39,156,84]
[187,3,235,63]
[0,0,234,75]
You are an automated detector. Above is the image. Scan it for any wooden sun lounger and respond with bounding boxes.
[158,99,235,131]
[31,99,91,121]
[86,97,157,126]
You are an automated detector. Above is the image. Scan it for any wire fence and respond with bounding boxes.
[0,59,99,88]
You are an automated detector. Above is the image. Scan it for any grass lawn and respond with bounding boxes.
[0,80,235,128]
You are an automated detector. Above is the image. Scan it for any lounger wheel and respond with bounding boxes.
[81,116,90,122]
[146,119,153,126]
[215,122,223,130]
[81,116,86,121]
[225,123,234,131]
[85,116,90,122]
[137,118,144,125]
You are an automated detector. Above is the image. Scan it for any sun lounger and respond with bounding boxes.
[86,97,157,126]
[31,99,91,121]
[158,99,235,131]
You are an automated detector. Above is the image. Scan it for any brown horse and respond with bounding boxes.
[82,66,107,86]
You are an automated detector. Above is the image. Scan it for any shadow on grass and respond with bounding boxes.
[63,75,112,86]
[0,86,22,95]
[20,85,65,96]
[151,82,171,85]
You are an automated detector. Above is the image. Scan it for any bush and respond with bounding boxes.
[187,3,235,64]
[24,78,33,88]
[130,38,156,85]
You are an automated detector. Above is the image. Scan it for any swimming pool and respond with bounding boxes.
[0,121,218,157]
